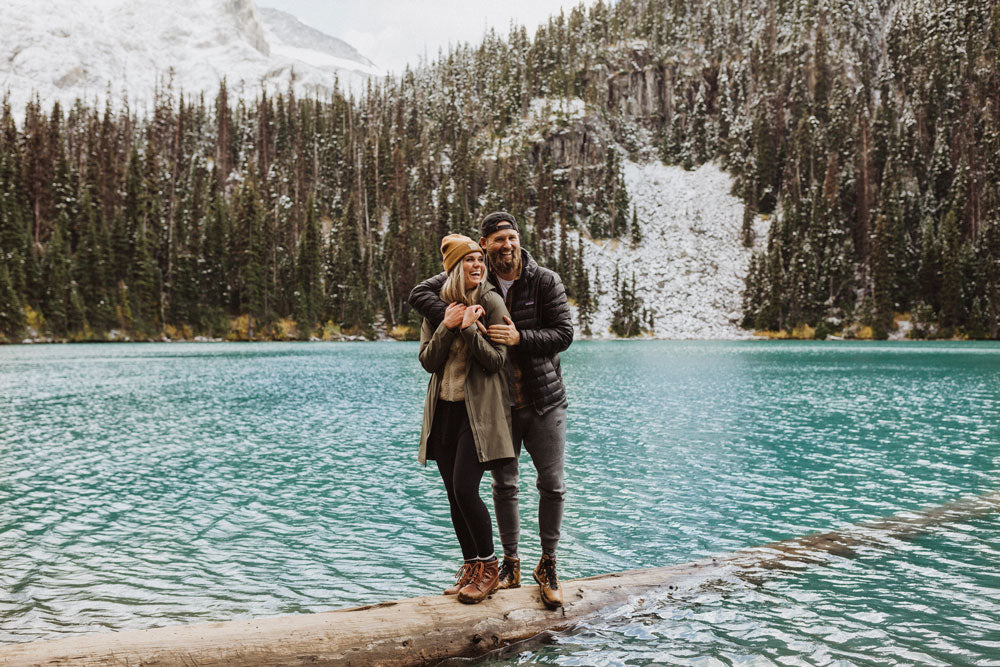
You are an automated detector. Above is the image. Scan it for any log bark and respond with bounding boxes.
[2,490,997,667]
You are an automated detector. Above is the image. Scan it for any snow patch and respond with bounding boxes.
[528,97,587,124]
[572,160,765,340]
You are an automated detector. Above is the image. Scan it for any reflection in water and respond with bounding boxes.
[1,341,998,664]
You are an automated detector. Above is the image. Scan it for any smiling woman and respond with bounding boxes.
[416,234,515,603]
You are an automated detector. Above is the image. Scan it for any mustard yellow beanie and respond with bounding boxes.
[441,234,482,273]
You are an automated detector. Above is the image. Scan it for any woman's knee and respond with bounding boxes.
[452,477,481,508]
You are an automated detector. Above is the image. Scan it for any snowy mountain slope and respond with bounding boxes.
[570,160,769,339]
[259,8,377,73]
[0,0,378,116]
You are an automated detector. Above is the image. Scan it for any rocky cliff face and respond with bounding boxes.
[226,0,270,56]
[526,46,673,171]
[604,48,670,123]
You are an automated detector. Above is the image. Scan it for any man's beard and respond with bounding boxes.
[489,247,521,276]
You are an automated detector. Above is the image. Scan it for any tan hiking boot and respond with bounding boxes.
[457,559,500,604]
[496,555,521,590]
[444,562,476,596]
[532,554,562,609]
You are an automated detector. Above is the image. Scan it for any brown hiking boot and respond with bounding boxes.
[457,559,499,604]
[496,555,521,590]
[443,562,475,596]
[533,554,562,609]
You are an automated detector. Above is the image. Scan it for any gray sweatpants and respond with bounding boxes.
[491,403,567,557]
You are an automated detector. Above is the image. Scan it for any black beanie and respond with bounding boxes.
[480,211,519,238]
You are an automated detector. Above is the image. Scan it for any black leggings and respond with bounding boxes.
[430,401,495,560]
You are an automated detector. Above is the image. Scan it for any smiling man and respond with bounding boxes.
[408,211,573,609]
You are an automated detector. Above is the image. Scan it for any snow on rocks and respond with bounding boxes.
[528,97,587,125]
[572,159,766,340]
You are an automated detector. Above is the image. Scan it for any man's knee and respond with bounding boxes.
[491,464,519,497]
[535,470,566,501]
[492,478,519,501]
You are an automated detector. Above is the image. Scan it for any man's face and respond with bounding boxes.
[480,228,521,276]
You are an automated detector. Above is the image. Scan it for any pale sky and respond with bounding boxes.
[258,0,594,75]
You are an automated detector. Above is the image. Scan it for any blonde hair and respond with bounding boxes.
[440,260,486,306]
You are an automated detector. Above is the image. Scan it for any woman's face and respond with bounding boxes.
[462,251,486,289]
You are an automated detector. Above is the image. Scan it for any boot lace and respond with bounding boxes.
[455,562,474,586]
[466,560,486,588]
[498,558,515,580]
[540,557,559,590]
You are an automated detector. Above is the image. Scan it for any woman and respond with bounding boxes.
[418,234,515,604]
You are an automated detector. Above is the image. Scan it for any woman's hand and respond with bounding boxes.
[461,304,485,329]
[443,302,466,330]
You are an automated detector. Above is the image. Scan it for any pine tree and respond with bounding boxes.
[202,194,229,311]
[294,199,322,338]
[967,297,986,340]
[630,206,642,246]
[916,217,941,313]
[130,227,161,337]
[573,238,592,335]
[870,214,894,339]
[0,264,24,340]
[939,206,965,332]
[610,266,643,337]
[42,225,70,335]
[741,202,756,247]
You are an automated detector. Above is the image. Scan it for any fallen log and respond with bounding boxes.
[2,489,997,666]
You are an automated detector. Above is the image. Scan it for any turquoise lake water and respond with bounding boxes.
[1,341,998,664]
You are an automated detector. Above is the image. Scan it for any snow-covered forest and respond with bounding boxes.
[0,0,997,341]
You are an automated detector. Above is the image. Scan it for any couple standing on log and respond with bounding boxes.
[410,211,573,608]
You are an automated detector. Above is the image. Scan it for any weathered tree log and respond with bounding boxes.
[2,490,997,666]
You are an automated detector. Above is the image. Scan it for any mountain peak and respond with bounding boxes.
[258,7,377,70]
[0,0,377,117]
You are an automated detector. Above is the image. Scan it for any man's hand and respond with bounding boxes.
[443,302,466,330]
[487,316,520,346]
[461,304,485,329]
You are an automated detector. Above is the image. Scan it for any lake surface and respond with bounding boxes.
[1,341,998,664]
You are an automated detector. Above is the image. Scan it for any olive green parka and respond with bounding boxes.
[418,283,515,465]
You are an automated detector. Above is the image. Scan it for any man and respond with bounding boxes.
[409,211,573,609]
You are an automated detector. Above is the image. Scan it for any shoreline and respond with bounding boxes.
[7,333,996,346]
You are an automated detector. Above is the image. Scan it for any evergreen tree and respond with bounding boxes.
[939,206,965,332]
[42,225,70,335]
[869,214,895,339]
[573,238,592,335]
[630,206,642,246]
[131,224,161,336]
[294,199,322,338]
[0,264,24,339]
[610,266,644,337]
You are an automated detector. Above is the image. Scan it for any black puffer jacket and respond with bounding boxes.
[408,249,573,413]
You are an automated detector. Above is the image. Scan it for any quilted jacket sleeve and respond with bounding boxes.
[408,272,448,328]
[518,270,574,356]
